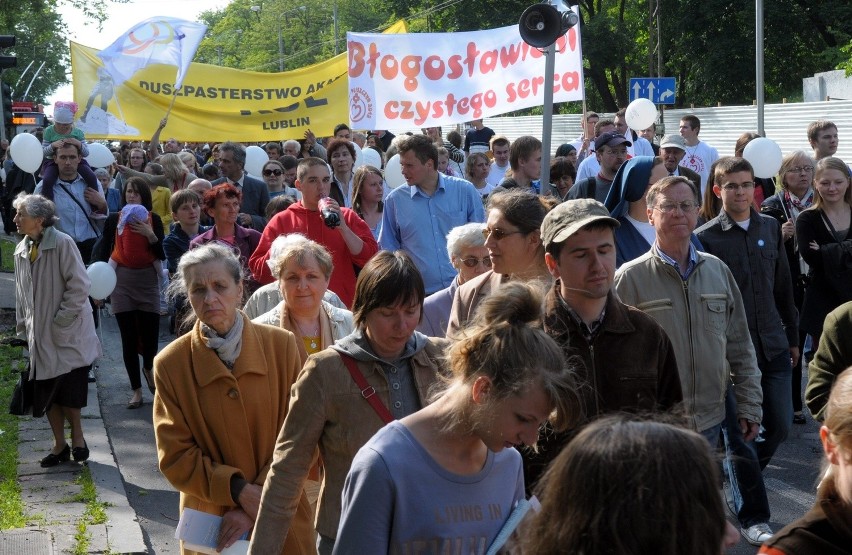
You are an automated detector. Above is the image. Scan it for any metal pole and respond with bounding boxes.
[22,61,45,101]
[217,46,222,66]
[278,17,284,72]
[756,0,764,135]
[333,1,339,55]
[540,43,555,194]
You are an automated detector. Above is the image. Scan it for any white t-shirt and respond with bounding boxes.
[486,162,509,186]
[473,181,495,198]
[680,140,719,195]
[576,155,600,182]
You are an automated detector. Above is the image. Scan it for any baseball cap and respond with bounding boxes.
[594,131,632,151]
[659,134,686,151]
[541,198,620,248]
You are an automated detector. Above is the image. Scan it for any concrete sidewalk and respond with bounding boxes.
[0,235,148,554]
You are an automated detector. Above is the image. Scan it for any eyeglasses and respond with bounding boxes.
[263,169,283,177]
[483,228,525,240]
[787,165,814,174]
[654,201,698,214]
[720,182,755,192]
[460,256,492,268]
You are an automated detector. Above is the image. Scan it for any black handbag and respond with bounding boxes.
[8,362,33,416]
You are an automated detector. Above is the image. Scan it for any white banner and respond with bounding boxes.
[347,22,583,129]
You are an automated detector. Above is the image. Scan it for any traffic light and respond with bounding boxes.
[1,82,11,126]
[0,35,15,69]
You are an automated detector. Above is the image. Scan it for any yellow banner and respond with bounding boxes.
[71,21,407,141]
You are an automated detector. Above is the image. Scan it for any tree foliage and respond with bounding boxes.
[9,0,844,110]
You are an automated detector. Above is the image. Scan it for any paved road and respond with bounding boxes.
[88,304,824,554]
[95,309,181,554]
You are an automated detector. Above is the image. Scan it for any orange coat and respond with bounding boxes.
[153,314,313,555]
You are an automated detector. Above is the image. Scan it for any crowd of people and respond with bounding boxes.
[5,107,852,554]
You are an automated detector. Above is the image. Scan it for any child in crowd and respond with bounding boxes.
[109,202,163,278]
[40,101,99,200]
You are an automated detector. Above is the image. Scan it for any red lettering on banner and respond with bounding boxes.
[463,42,480,77]
[499,43,522,67]
[385,101,399,119]
[349,34,574,89]
[401,55,422,92]
[480,50,497,74]
[348,41,365,76]
[382,90,498,126]
[447,54,463,79]
[424,56,445,81]
[380,54,398,81]
[505,71,581,102]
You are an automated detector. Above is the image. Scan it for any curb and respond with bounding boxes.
[9,371,147,554]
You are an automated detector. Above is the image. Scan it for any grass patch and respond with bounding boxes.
[0,341,25,530]
[71,466,111,554]
[0,238,14,273]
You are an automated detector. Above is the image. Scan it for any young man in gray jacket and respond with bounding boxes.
[695,157,798,546]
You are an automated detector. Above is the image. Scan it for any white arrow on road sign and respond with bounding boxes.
[632,82,641,101]
[647,82,655,100]
[659,89,674,102]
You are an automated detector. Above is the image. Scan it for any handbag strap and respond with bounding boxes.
[57,181,101,237]
[338,352,393,424]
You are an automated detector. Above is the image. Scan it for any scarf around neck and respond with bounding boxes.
[200,313,244,369]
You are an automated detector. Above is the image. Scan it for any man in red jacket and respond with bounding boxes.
[249,158,378,307]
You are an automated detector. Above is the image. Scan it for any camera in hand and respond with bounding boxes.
[318,197,341,228]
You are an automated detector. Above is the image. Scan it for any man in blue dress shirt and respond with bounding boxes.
[379,134,485,295]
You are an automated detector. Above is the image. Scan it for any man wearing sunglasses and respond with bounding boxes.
[614,176,764,458]
[523,198,683,487]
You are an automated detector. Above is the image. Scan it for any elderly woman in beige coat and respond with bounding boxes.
[13,194,101,467]
[153,243,313,554]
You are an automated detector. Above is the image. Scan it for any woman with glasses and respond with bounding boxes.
[418,222,489,337]
[761,151,815,424]
[262,159,298,199]
[796,156,852,359]
[447,190,552,335]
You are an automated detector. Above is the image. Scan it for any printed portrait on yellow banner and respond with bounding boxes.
[71,21,407,141]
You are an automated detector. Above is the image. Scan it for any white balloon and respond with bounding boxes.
[9,133,43,174]
[351,141,364,171]
[87,262,117,301]
[625,98,658,132]
[85,143,115,169]
[384,154,406,188]
[244,146,269,178]
[362,147,382,169]
[743,137,783,179]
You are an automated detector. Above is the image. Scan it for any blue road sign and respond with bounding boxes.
[629,77,676,105]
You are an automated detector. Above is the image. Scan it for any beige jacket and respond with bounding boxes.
[248,338,448,553]
[14,226,101,380]
[614,248,763,432]
[446,270,508,336]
